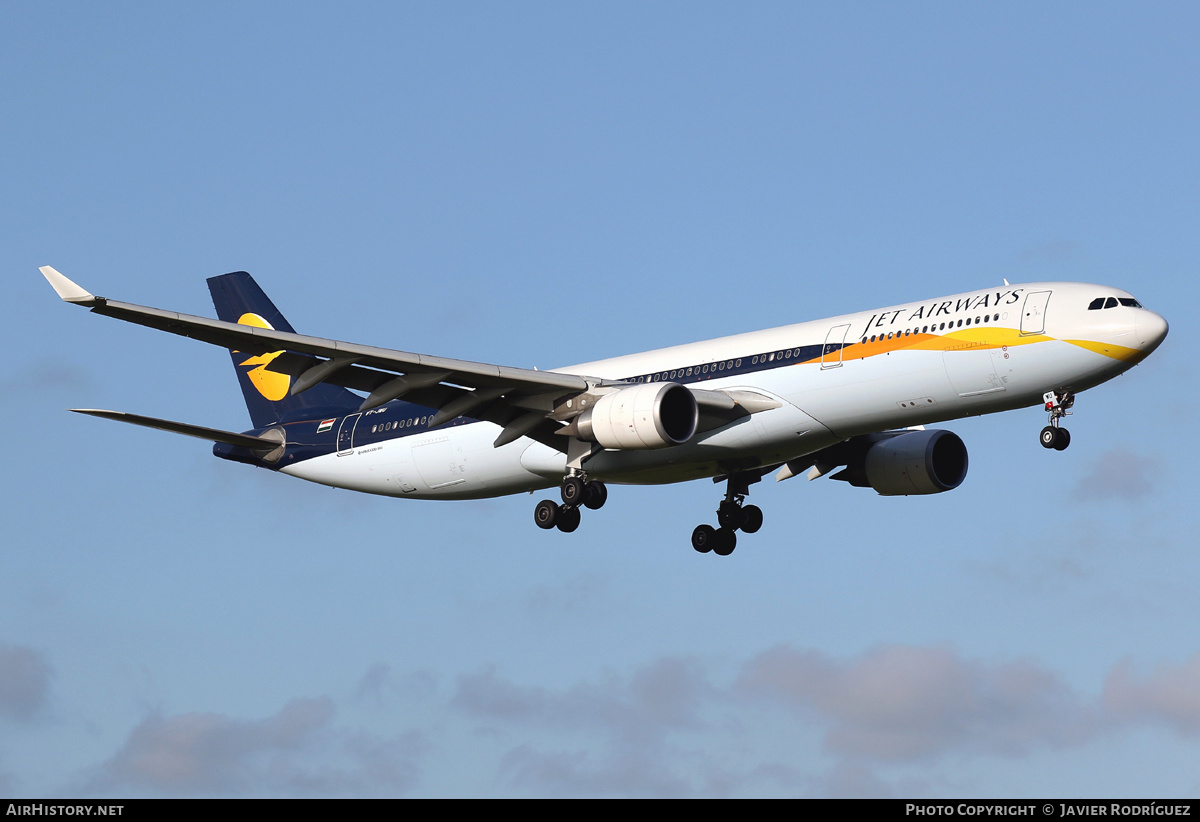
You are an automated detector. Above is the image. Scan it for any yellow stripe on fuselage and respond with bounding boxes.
[1064,339,1145,363]
[826,327,1054,363]
[824,325,1142,366]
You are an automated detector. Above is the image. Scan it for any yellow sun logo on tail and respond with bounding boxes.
[236,313,290,401]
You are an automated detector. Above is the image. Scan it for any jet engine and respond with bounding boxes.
[833,429,968,495]
[574,382,698,450]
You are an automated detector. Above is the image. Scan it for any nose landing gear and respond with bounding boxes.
[692,473,764,556]
[533,474,608,533]
[1040,390,1074,451]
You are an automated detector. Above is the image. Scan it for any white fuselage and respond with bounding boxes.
[281,281,1167,500]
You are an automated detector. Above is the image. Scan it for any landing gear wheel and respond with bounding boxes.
[561,476,586,506]
[1040,426,1058,449]
[712,528,737,556]
[740,505,763,534]
[534,499,559,530]
[691,524,716,553]
[583,481,608,510]
[556,505,581,533]
[717,501,745,531]
[1042,390,1076,451]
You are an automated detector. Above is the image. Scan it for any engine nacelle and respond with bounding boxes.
[575,382,698,450]
[862,429,968,496]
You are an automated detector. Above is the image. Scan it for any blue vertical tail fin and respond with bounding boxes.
[207,272,361,428]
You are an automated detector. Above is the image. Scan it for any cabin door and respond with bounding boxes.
[1020,291,1052,335]
[336,413,361,455]
[821,324,852,369]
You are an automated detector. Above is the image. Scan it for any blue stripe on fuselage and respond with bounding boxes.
[213,398,460,467]
[214,340,837,468]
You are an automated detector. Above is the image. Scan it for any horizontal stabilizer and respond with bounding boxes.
[70,409,280,450]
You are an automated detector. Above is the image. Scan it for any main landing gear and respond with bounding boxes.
[1040,389,1074,451]
[691,474,763,557]
[533,474,608,533]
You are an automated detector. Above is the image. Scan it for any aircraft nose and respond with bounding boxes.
[1136,310,1169,353]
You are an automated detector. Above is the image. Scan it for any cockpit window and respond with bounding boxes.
[1089,295,1143,310]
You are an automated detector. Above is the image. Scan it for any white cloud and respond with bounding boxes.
[84,697,426,797]
[737,644,1096,762]
[1103,654,1200,735]
[1019,239,1079,264]
[0,642,51,721]
[453,656,711,745]
[68,645,1200,797]
[452,657,719,796]
[498,743,693,797]
[1071,448,1161,503]
[0,360,91,401]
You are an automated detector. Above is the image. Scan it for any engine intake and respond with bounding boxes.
[831,429,968,495]
[575,382,698,450]
[863,429,968,495]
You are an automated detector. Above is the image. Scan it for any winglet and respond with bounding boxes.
[40,266,98,305]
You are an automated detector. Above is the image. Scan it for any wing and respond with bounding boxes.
[42,267,771,451]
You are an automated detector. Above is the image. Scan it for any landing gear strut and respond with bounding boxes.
[533,473,607,533]
[1040,390,1074,451]
[692,473,764,556]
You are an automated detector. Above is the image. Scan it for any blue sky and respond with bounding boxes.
[2,2,1198,797]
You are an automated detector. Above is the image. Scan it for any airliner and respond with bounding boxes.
[41,266,1168,556]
